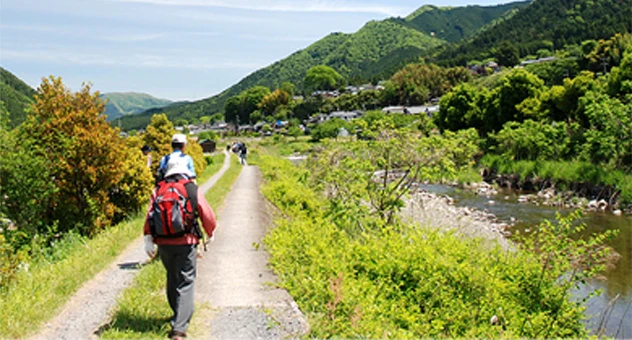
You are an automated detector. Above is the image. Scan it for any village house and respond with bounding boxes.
[519,56,557,67]
[327,110,363,121]
[198,139,217,153]
[382,105,439,116]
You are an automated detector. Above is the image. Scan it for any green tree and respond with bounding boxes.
[224,95,242,124]
[0,101,9,129]
[280,81,296,96]
[223,86,271,124]
[17,77,149,235]
[486,69,545,133]
[607,49,632,102]
[288,125,303,139]
[489,120,571,161]
[174,118,188,127]
[250,110,263,123]
[197,130,218,141]
[585,33,632,73]
[242,86,271,122]
[390,63,471,106]
[199,115,211,128]
[536,71,598,124]
[304,65,342,92]
[259,89,290,116]
[495,41,520,67]
[578,91,632,168]
[435,83,485,132]
[310,118,350,141]
[143,114,176,176]
[0,128,57,237]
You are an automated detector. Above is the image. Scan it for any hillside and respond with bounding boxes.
[120,2,524,131]
[434,0,632,66]
[0,67,36,128]
[101,92,172,121]
[403,1,530,43]
[120,23,443,130]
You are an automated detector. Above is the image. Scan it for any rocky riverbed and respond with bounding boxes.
[461,181,630,216]
[400,186,513,250]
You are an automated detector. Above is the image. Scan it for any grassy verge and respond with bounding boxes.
[0,155,228,338]
[99,154,243,339]
[197,153,226,184]
[480,154,632,204]
[0,218,141,338]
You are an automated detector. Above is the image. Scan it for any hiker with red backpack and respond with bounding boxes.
[143,133,216,340]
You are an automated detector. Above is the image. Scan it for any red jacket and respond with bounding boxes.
[143,188,217,246]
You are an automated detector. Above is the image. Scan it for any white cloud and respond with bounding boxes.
[174,10,272,23]
[0,48,265,70]
[0,24,166,43]
[114,0,407,16]
[1,49,117,66]
[102,33,166,42]
[235,33,320,42]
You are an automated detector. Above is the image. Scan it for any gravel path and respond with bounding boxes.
[29,152,232,340]
[195,165,309,339]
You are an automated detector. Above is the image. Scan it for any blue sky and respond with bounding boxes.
[2,0,509,101]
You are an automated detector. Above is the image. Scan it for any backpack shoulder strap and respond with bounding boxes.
[183,180,199,215]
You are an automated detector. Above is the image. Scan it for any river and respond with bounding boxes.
[419,184,632,338]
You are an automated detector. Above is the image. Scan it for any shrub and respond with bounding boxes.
[488,120,570,161]
[16,77,145,235]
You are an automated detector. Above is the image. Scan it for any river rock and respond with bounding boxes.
[597,199,608,210]
[518,195,531,203]
[538,187,556,200]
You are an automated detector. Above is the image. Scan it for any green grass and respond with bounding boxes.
[0,218,142,338]
[197,153,226,184]
[0,158,229,338]
[99,154,243,339]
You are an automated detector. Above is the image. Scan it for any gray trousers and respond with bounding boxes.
[158,244,197,333]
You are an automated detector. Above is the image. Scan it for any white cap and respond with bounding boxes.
[172,133,187,144]
[164,156,193,178]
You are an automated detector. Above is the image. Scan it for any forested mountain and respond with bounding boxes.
[101,92,172,121]
[434,0,632,66]
[120,3,523,130]
[0,67,36,128]
[403,1,530,43]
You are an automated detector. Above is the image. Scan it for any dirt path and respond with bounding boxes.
[29,152,232,340]
[195,165,308,339]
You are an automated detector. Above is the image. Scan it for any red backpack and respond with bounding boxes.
[148,177,198,238]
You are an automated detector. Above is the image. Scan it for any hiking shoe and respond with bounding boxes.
[168,330,187,339]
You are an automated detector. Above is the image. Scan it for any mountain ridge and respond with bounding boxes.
[0,67,36,128]
[119,1,529,130]
[434,0,632,66]
[101,92,173,121]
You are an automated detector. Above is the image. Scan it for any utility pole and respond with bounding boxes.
[600,56,609,74]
